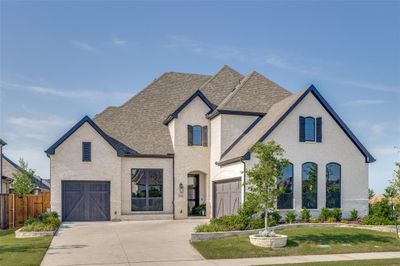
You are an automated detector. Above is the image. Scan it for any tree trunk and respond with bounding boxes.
[264,209,268,233]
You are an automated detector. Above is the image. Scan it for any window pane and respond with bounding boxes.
[305,117,315,141]
[326,163,341,208]
[131,169,163,211]
[278,164,293,209]
[302,162,318,209]
[192,126,202,145]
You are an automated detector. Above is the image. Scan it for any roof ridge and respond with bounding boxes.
[199,65,243,91]
[216,71,257,109]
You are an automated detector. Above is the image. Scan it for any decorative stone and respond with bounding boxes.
[15,227,56,238]
[249,234,287,248]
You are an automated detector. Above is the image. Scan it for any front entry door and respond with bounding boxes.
[187,175,199,216]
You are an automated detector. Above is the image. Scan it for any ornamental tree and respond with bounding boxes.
[245,141,289,236]
[11,158,36,196]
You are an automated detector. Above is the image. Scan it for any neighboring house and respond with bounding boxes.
[1,153,50,194]
[46,65,375,222]
[0,138,13,194]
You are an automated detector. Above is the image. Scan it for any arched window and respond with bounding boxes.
[304,117,315,141]
[277,163,294,209]
[302,162,318,209]
[192,126,202,145]
[326,163,341,208]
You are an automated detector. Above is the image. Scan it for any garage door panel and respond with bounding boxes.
[62,181,110,221]
[214,179,241,218]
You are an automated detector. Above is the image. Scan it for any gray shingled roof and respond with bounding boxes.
[93,65,243,155]
[216,71,291,113]
[219,90,305,163]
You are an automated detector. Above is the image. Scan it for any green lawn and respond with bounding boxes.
[259,258,400,266]
[0,229,52,266]
[192,227,400,259]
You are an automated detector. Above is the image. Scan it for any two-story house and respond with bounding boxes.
[45,65,374,221]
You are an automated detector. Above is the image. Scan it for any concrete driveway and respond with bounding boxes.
[41,219,208,266]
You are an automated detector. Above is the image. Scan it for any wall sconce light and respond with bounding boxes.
[179,183,184,194]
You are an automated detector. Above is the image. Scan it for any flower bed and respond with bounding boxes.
[15,211,61,238]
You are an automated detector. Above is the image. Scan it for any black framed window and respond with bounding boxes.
[304,117,315,141]
[302,162,318,209]
[326,163,341,208]
[82,142,91,162]
[131,169,163,211]
[277,163,294,209]
[192,126,202,146]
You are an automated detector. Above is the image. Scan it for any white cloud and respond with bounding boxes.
[344,99,385,106]
[71,41,98,52]
[7,116,73,130]
[112,35,127,46]
[371,147,400,156]
[1,81,132,100]
[331,78,400,94]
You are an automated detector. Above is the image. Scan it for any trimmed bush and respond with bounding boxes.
[319,208,331,221]
[300,209,311,222]
[326,217,337,223]
[362,215,397,225]
[350,209,359,221]
[268,211,281,226]
[332,208,342,221]
[195,215,265,232]
[369,198,392,219]
[23,211,61,232]
[310,218,319,223]
[341,219,349,224]
[285,211,296,224]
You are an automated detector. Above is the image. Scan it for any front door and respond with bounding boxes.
[187,175,199,216]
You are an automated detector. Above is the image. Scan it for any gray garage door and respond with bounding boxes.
[213,178,242,218]
[62,181,110,221]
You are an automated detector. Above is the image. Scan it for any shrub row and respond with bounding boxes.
[23,211,61,232]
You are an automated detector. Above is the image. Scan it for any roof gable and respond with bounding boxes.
[163,90,216,125]
[45,116,138,156]
[219,85,375,165]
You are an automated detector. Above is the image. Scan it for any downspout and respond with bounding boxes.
[171,154,175,220]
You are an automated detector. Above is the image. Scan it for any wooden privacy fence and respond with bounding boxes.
[6,192,51,228]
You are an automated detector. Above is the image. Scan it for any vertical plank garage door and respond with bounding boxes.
[213,178,242,218]
[62,181,110,221]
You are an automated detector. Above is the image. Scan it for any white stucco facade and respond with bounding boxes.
[48,88,372,221]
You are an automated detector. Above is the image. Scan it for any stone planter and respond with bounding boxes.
[15,227,56,238]
[249,234,287,248]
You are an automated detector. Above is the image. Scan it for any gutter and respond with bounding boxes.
[171,153,176,220]
[241,158,247,202]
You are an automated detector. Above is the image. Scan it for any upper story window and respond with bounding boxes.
[82,142,91,162]
[299,116,322,142]
[187,125,208,147]
[192,126,202,145]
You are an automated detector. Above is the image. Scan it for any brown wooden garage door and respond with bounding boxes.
[62,181,110,221]
[213,178,242,218]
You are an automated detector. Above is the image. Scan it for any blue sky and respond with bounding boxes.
[1,1,399,193]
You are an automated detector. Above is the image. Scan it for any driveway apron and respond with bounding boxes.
[41,219,207,266]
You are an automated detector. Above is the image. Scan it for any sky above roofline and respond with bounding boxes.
[1,1,399,193]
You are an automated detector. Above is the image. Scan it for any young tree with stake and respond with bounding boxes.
[245,141,289,236]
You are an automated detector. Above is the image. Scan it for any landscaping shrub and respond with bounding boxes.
[237,197,259,218]
[362,215,397,225]
[326,217,337,223]
[300,209,311,222]
[369,198,392,219]
[285,211,296,224]
[310,218,319,223]
[332,208,342,221]
[195,215,265,232]
[23,211,61,232]
[341,219,349,224]
[268,211,281,226]
[350,209,359,221]
[319,208,331,221]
